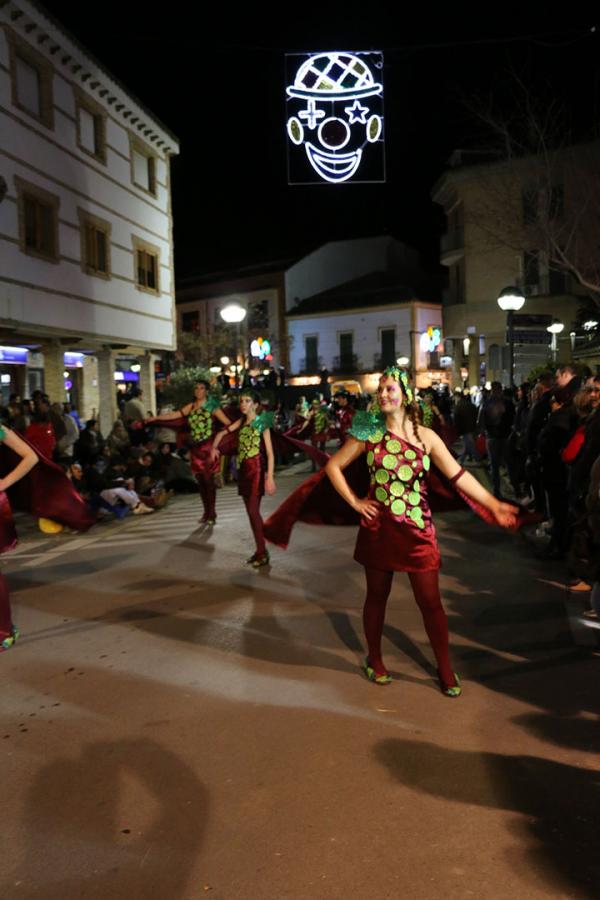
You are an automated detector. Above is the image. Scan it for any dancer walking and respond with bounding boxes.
[212,392,275,568]
[147,381,231,524]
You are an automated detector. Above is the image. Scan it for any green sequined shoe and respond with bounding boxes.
[251,551,270,569]
[1,625,20,652]
[363,657,392,685]
[438,671,461,698]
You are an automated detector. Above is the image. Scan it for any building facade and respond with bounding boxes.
[286,278,444,393]
[0,0,179,432]
[176,263,289,379]
[432,149,590,387]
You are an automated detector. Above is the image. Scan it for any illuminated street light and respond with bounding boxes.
[220,356,230,365]
[220,304,247,390]
[396,356,409,367]
[497,285,526,387]
[547,319,564,364]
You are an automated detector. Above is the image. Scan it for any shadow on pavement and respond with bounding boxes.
[375,737,600,899]
[8,734,207,899]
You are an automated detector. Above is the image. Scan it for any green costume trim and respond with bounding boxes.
[348,410,386,442]
[250,411,275,434]
[203,395,221,413]
[0,425,5,441]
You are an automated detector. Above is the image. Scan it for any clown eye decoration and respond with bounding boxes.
[286,50,385,185]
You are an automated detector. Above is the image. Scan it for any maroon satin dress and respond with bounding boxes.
[354,431,440,572]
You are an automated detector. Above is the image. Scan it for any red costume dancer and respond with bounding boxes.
[266,368,518,696]
[147,381,231,524]
[0,424,94,651]
[212,393,276,568]
[334,392,355,446]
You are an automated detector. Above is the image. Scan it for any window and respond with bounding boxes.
[6,28,54,129]
[523,250,540,289]
[339,332,353,367]
[247,300,269,330]
[380,329,396,366]
[132,236,160,294]
[182,311,200,332]
[305,336,318,370]
[130,135,156,195]
[548,268,567,295]
[14,176,59,262]
[78,209,111,278]
[15,55,40,117]
[75,89,107,163]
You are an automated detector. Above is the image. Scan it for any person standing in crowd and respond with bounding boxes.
[146,381,231,524]
[537,386,578,559]
[25,399,56,458]
[123,387,147,446]
[525,371,554,515]
[211,391,276,568]
[480,381,515,498]
[454,390,481,465]
[75,419,103,466]
[53,402,79,464]
[0,425,38,650]
[506,383,531,501]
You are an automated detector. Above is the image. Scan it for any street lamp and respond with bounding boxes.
[396,356,409,367]
[220,304,247,390]
[547,319,564,364]
[497,285,525,387]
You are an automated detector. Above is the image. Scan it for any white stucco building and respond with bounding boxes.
[285,273,444,391]
[0,0,179,431]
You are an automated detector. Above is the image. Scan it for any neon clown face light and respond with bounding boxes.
[286,51,384,184]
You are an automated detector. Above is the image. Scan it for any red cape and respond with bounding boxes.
[0,436,95,552]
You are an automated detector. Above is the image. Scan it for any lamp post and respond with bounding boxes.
[547,319,564,365]
[220,304,247,391]
[497,285,525,387]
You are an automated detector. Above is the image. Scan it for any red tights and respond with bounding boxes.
[0,573,13,641]
[363,567,455,688]
[197,474,216,520]
[243,495,266,557]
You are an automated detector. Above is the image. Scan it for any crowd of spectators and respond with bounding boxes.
[426,365,600,620]
[0,387,201,522]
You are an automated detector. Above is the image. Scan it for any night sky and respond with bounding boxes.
[42,4,600,282]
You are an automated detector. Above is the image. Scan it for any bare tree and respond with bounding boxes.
[460,72,600,308]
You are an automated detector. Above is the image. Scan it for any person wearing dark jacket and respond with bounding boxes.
[455,392,481,464]
[525,372,554,515]
[537,387,578,558]
[479,381,515,497]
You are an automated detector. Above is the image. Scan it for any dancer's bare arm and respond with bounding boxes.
[325,438,378,521]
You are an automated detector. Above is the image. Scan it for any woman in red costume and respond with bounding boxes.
[324,368,518,694]
[212,392,276,569]
[1,425,39,650]
[147,381,231,524]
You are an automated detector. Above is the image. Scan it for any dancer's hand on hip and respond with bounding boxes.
[353,497,379,521]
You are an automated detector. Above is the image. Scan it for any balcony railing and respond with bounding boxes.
[298,355,323,374]
[373,353,397,370]
[332,354,361,374]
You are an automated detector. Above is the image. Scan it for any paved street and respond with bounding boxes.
[1,464,599,900]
